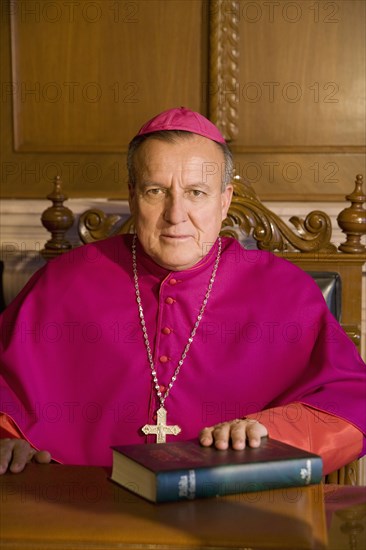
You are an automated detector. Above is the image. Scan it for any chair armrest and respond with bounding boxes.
[342,325,361,347]
[326,461,360,485]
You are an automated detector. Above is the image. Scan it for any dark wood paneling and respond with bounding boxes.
[230,150,366,201]
[1,0,206,198]
[1,0,365,200]
[209,0,366,200]
[236,0,365,148]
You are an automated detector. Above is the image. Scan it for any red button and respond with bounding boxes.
[162,327,171,335]
[159,385,166,392]
[165,297,175,305]
[169,278,177,285]
[159,355,169,363]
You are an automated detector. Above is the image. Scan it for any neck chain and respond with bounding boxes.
[132,234,222,443]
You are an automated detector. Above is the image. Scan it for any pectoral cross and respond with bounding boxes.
[141,406,181,443]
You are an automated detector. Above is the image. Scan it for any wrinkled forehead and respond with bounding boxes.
[134,135,225,183]
[140,159,224,181]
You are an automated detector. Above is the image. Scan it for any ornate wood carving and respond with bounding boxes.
[221,177,337,252]
[77,177,336,253]
[78,209,133,244]
[338,174,366,253]
[40,176,74,259]
[44,174,365,486]
[209,0,240,141]
[75,174,365,256]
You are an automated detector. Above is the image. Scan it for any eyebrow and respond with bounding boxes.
[138,181,212,191]
[136,181,167,191]
[184,182,211,190]
[138,181,162,188]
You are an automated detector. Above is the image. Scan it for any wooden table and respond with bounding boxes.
[0,464,365,549]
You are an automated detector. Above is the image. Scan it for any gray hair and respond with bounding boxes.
[127,130,233,192]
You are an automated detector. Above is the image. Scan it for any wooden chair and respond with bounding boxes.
[40,174,366,484]
[41,174,365,349]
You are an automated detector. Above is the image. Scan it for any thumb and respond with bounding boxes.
[33,450,52,464]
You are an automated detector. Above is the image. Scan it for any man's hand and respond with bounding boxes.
[0,438,51,474]
[199,418,268,450]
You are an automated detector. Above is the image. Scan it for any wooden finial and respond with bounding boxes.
[337,174,366,253]
[40,176,74,259]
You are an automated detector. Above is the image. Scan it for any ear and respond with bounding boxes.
[221,184,233,221]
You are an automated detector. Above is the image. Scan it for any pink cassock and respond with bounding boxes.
[0,235,365,466]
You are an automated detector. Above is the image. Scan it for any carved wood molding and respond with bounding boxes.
[338,174,366,253]
[78,209,130,244]
[51,173,365,256]
[40,176,74,259]
[209,0,240,141]
[78,177,336,253]
[221,177,337,253]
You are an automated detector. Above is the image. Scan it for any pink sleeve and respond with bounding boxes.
[246,403,363,475]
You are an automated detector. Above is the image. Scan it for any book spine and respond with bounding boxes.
[155,457,323,503]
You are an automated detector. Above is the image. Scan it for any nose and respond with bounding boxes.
[163,192,188,225]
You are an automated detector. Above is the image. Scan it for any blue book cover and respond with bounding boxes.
[111,438,323,503]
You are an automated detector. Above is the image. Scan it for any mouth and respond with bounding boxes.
[160,234,193,241]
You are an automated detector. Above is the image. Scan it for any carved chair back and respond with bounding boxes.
[40,174,366,485]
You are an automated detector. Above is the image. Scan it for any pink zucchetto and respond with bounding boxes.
[136,107,226,143]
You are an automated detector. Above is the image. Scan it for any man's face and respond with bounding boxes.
[129,134,233,271]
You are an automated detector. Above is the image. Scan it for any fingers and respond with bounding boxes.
[0,439,13,474]
[199,427,214,448]
[245,419,268,448]
[0,439,31,474]
[229,419,247,450]
[213,423,233,450]
[33,450,52,465]
[0,438,51,474]
[200,419,268,450]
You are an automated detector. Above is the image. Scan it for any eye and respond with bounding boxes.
[189,189,205,197]
[145,188,165,196]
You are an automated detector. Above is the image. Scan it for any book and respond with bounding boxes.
[110,438,323,503]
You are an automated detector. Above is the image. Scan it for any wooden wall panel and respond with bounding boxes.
[1,0,206,197]
[235,1,365,148]
[210,0,366,200]
[230,152,364,200]
[1,0,365,201]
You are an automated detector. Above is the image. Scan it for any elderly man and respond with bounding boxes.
[0,107,365,475]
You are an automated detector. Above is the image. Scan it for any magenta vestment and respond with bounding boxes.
[0,235,365,466]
